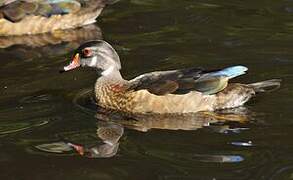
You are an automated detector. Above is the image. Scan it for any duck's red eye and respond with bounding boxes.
[82,48,93,57]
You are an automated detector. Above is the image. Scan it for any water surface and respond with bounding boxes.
[0,0,293,179]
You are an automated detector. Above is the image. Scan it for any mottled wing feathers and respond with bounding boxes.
[1,1,37,22]
[128,68,202,95]
[0,0,17,7]
[147,80,179,95]
[0,0,82,22]
[38,0,81,17]
[128,66,248,96]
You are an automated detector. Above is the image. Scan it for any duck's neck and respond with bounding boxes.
[95,69,128,109]
[97,69,126,86]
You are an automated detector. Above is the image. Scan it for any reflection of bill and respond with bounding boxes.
[68,142,120,158]
[0,24,102,60]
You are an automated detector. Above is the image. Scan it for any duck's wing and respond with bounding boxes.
[0,0,82,22]
[0,0,17,6]
[128,66,248,95]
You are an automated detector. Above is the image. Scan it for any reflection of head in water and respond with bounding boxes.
[68,121,124,158]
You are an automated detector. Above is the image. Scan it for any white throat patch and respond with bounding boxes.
[101,65,115,76]
[89,56,98,67]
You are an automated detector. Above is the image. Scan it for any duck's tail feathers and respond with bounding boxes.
[248,79,281,93]
[210,65,248,79]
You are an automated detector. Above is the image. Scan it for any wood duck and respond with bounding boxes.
[62,40,281,114]
[0,0,116,36]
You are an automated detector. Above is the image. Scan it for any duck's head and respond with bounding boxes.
[61,40,121,76]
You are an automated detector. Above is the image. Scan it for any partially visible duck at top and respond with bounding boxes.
[0,0,117,36]
[61,40,281,114]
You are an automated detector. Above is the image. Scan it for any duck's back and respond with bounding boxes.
[0,0,110,36]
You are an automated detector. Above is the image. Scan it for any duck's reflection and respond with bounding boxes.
[0,24,102,60]
[68,121,123,158]
[35,107,251,159]
[34,120,123,158]
[95,107,250,132]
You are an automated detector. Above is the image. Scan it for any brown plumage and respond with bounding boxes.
[94,80,256,114]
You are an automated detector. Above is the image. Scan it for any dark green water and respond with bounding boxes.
[1,0,293,179]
